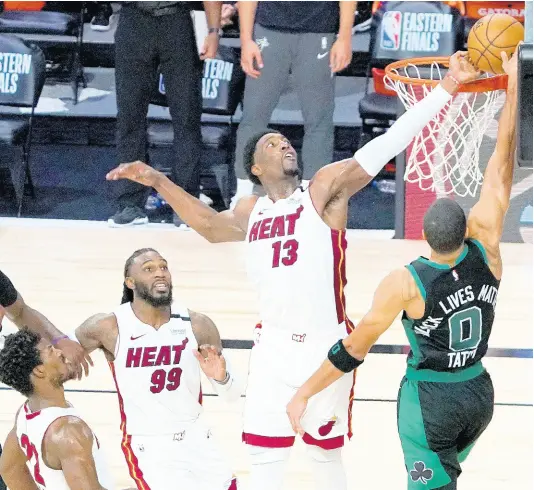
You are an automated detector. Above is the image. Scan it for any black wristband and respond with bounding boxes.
[327,339,363,373]
[0,270,18,308]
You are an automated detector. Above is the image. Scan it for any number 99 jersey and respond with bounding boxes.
[110,302,202,436]
[246,184,351,343]
[403,239,500,373]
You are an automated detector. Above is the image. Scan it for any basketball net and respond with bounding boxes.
[385,60,506,197]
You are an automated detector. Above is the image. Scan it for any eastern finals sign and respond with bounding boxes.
[0,52,32,94]
[381,11,453,52]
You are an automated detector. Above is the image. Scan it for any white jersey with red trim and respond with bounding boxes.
[246,184,351,344]
[110,302,202,437]
[15,402,113,490]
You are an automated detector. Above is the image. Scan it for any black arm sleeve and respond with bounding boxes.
[0,270,18,307]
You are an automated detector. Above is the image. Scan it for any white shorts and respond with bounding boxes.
[122,419,237,490]
[243,324,357,450]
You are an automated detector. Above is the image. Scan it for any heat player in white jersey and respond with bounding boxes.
[73,248,241,490]
[106,51,476,490]
[0,330,112,489]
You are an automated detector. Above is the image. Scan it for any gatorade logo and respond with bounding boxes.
[478,7,524,19]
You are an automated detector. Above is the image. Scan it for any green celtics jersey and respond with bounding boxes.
[402,239,500,372]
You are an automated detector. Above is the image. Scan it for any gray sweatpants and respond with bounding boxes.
[235,24,336,180]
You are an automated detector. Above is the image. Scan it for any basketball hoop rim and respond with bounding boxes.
[385,57,508,93]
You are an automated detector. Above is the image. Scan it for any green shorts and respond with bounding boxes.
[397,365,494,489]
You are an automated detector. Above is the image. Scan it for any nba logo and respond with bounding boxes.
[381,11,402,50]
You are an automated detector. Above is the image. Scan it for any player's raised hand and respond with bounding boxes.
[448,51,481,84]
[501,46,520,82]
[286,393,307,436]
[56,337,94,380]
[106,161,162,188]
[194,344,227,382]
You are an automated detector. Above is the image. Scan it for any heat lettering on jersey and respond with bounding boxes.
[124,338,189,394]
[125,338,189,368]
[248,205,303,242]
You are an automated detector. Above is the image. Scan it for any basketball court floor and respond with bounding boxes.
[0,219,531,489]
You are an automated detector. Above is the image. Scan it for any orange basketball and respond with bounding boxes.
[467,13,524,74]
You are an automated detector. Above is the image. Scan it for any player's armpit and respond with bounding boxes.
[74,313,117,357]
[344,269,406,360]
[45,417,106,490]
[309,158,374,214]
[0,428,39,490]
[204,195,257,243]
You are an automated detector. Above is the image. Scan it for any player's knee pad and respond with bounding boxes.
[248,445,291,465]
[306,445,343,464]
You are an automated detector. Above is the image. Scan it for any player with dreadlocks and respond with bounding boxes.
[71,248,241,490]
[0,329,112,489]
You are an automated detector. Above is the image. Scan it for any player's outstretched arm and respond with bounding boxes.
[45,417,107,490]
[0,270,92,379]
[467,50,519,278]
[74,313,118,360]
[310,52,480,210]
[190,310,242,402]
[106,163,255,243]
[0,427,39,490]
[286,269,408,434]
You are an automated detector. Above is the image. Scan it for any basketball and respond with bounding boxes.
[467,13,524,74]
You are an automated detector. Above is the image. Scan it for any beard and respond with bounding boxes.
[51,368,76,388]
[283,167,301,180]
[136,282,173,307]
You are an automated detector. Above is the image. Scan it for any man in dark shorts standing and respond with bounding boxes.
[287,49,520,489]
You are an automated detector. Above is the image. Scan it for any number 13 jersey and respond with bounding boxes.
[246,185,350,340]
[110,303,201,436]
